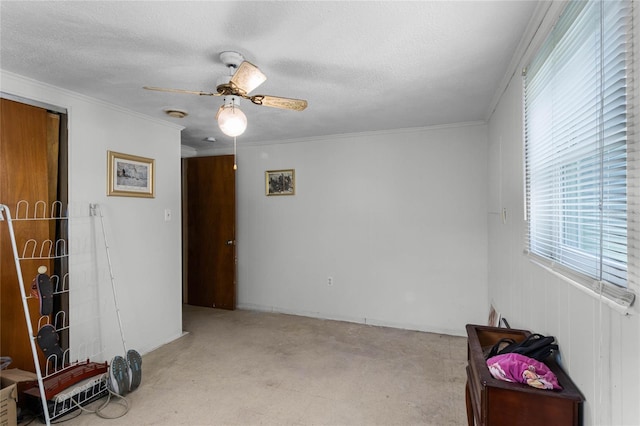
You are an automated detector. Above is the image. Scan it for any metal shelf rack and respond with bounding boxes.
[0,201,110,424]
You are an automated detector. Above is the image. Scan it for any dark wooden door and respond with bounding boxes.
[0,98,58,372]
[184,155,236,309]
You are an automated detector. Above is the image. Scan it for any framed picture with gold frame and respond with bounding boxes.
[107,151,155,198]
[266,169,295,196]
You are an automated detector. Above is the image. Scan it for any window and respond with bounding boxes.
[524,0,636,306]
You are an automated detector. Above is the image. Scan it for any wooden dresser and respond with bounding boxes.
[465,324,585,426]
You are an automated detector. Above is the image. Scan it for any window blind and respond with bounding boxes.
[524,0,636,307]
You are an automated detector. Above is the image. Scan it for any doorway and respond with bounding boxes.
[182,155,236,309]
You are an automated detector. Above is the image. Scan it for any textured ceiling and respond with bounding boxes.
[0,1,539,152]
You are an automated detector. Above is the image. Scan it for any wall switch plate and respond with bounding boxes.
[164,209,172,221]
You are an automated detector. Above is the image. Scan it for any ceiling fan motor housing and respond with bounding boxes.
[222,95,241,108]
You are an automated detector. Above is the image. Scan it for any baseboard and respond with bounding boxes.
[236,303,465,337]
[139,331,189,356]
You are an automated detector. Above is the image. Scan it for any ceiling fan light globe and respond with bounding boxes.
[218,106,247,137]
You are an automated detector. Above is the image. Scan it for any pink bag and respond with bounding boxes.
[487,353,562,390]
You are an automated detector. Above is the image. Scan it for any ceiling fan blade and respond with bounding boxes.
[250,95,308,111]
[143,86,217,96]
[230,61,267,94]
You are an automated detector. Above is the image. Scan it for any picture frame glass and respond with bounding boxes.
[107,151,155,198]
[266,169,295,196]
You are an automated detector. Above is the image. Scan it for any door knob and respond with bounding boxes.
[226,240,235,246]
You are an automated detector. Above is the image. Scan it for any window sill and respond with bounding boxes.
[527,254,637,316]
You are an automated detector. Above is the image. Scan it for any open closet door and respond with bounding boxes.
[0,98,67,372]
[183,155,236,310]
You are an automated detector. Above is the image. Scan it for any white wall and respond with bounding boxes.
[233,124,489,336]
[485,2,640,424]
[1,71,184,360]
[487,68,640,425]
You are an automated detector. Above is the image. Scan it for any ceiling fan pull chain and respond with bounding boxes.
[233,136,238,171]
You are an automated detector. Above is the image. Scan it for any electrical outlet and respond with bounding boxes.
[327,276,334,286]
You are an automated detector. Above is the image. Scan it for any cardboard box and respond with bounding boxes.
[0,382,17,426]
[0,370,37,411]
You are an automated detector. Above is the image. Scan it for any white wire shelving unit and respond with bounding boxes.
[0,201,111,425]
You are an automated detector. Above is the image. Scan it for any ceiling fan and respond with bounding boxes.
[144,51,308,137]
